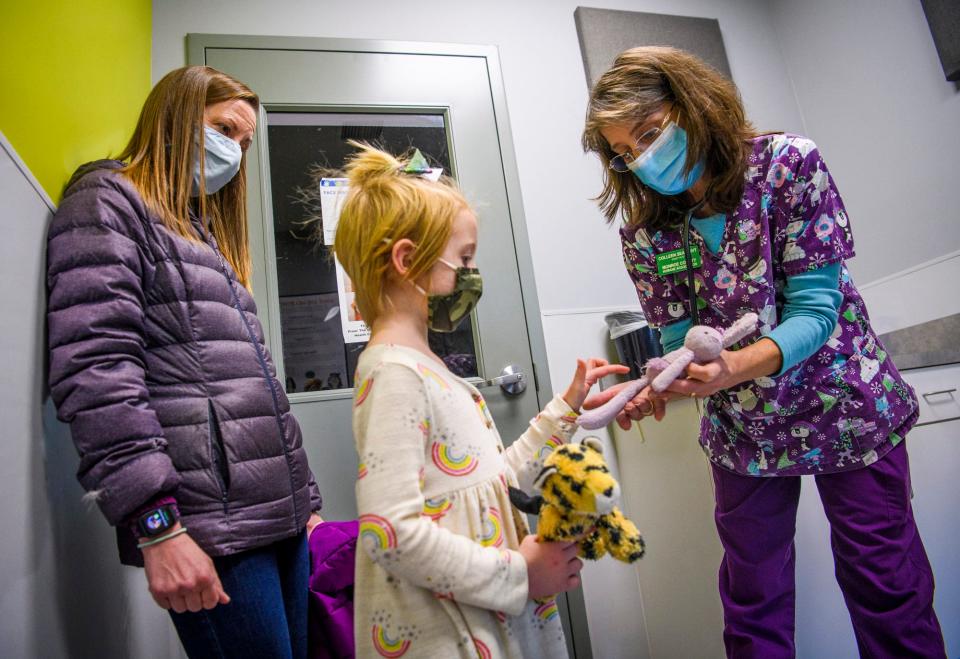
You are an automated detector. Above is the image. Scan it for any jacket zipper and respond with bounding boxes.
[207,399,230,513]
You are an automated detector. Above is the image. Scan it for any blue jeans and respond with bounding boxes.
[169,531,309,659]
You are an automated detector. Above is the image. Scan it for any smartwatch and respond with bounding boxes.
[137,504,179,538]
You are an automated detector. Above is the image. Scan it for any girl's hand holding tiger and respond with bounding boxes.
[519,535,583,600]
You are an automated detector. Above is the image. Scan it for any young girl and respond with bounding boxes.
[334,145,626,658]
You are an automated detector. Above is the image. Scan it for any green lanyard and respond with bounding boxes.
[653,199,709,326]
[682,210,700,326]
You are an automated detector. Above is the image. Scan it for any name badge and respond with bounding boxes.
[655,246,703,275]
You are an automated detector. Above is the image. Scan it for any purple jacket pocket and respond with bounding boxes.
[308,520,358,659]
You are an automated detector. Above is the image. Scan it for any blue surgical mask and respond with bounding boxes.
[191,125,242,196]
[627,122,705,196]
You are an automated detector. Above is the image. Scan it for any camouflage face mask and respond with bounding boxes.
[420,258,483,333]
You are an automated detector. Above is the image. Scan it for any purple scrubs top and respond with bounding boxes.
[621,134,919,476]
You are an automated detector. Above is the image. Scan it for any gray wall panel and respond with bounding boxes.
[0,132,184,659]
[574,6,731,88]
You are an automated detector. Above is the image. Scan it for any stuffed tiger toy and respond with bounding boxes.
[509,437,645,564]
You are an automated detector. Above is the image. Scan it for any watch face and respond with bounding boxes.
[140,507,174,536]
[143,511,168,533]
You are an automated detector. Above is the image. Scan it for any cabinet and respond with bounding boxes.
[903,365,960,656]
[611,399,726,659]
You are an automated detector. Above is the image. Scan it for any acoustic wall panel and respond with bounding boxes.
[574,6,732,89]
[921,0,960,82]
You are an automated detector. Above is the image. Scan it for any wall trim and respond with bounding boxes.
[0,130,56,212]
[541,305,643,317]
[859,249,960,291]
[541,251,960,321]
[858,249,960,336]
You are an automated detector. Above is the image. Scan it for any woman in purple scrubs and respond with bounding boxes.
[582,46,945,658]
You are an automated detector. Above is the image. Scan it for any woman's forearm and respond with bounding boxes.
[728,337,783,384]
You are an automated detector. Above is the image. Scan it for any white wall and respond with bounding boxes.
[769,0,960,286]
[859,249,960,335]
[153,0,804,315]
[152,1,805,656]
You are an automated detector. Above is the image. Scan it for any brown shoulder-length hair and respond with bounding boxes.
[582,47,756,231]
[117,66,259,287]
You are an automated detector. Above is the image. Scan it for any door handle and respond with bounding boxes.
[479,364,527,396]
[922,388,957,402]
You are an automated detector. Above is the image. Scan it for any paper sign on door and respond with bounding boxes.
[321,177,371,343]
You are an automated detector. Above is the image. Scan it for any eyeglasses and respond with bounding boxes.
[608,108,676,173]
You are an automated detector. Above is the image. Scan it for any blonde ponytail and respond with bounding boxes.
[343,144,403,187]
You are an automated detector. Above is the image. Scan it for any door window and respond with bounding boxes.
[265,111,479,393]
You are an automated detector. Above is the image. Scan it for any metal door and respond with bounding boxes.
[189,35,589,657]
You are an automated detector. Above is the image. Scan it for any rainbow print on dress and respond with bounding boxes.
[422,496,452,521]
[371,624,410,657]
[472,637,493,659]
[537,435,564,462]
[417,363,450,390]
[354,377,373,406]
[480,507,504,547]
[431,442,478,476]
[472,392,493,427]
[535,598,559,622]
[545,435,564,450]
[562,410,580,424]
[359,514,397,551]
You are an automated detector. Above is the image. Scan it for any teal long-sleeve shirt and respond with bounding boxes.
[659,214,842,376]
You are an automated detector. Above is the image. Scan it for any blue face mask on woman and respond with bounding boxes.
[627,122,705,196]
[191,125,242,196]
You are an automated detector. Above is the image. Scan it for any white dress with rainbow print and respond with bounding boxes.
[352,343,575,658]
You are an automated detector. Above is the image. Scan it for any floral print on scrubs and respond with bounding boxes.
[621,134,919,477]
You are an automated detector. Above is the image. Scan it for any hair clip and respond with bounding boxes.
[402,148,444,182]
[403,149,432,174]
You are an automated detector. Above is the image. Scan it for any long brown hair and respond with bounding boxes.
[582,47,756,231]
[117,66,259,286]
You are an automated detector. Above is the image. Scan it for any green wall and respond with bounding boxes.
[0,0,152,201]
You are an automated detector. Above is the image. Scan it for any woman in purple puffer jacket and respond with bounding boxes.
[46,65,323,659]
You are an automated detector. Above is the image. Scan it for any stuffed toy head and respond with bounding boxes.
[510,437,645,564]
[532,438,621,516]
[684,325,724,361]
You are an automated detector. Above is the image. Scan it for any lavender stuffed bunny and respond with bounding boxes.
[578,313,759,430]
